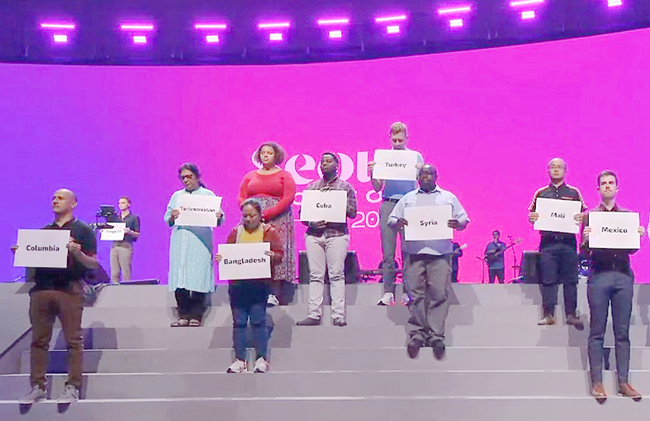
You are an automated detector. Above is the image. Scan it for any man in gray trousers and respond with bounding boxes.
[368,122,423,306]
[389,164,469,359]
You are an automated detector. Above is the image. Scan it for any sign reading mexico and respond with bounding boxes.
[533,198,582,234]
[588,212,640,250]
[14,229,70,268]
[372,149,418,181]
[100,222,126,241]
[300,190,347,223]
[218,242,271,280]
[175,195,223,227]
[404,205,453,241]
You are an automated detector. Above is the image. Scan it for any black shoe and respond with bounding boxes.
[566,314,584,331]
[407,338,424,359]
[432,339,446,360]
[333,319,347,327]
[296,317,321,326]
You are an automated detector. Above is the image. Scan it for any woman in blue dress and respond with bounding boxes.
[164,163,224,327]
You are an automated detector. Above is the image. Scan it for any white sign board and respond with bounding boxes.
[533,198,582,234]
[176,195,222,227]
[404,205,453,241]
[100,223,126,241]
[372,149,418,181]
[589,212,640,250]
[300,190,347,223]
[218,242,271,280]
[14,229,70,268]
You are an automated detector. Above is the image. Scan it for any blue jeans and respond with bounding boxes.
[587,271,634,385]
[229,281,269,361]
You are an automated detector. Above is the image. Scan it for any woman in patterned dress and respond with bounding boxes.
[238,143,296,306]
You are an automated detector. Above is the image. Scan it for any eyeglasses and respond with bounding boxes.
[180,174,195,180]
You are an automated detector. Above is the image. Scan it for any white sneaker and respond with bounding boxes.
[377,292,395,306]
[19,386,46,404]
[254,357,270,373]
[267,294,279,307]
[227,359,248,373]
[401,294,411,306]
[57,385,79,404]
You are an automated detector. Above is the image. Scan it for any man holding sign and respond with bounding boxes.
[389,165,469,359]
[581,171,645,401]
[108,196,140,283]
[13,189,97,404]
[215,199,283,374]
[297,152,357,327]
[528,158,587,327]
[368,122,424,306]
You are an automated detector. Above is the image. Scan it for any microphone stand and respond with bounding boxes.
[476,256,486,283]
[507,235,521,284]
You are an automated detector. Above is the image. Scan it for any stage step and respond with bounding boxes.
[19,347,650,374]
[46,325,650,350]
[2,371,650,400]
[1,397,647,421]
[88,283,650,307]
[77,304,650,328]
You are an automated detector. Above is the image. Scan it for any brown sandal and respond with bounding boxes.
[189,319,202,327]
[171,319,189,327]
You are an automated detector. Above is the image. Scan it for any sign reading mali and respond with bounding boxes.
[372,149,418,181]
[218,242,271,280]
[533,198,582,234]
[404,205,453,241]
[589,212,640,250]
[14,229,70,268]
[176,195,223,227]
[300,190,347,223]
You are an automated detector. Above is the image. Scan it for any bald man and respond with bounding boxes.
[528,159,586,328]
[12,189,97,404]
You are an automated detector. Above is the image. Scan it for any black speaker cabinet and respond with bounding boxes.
[521,251,541,284]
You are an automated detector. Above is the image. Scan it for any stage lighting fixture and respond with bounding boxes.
[119,22,155,45]
[437,5,473,29]
[374,15,408,35]
[509,0,544,21]
[194,23,228,45]
[607,0,623,6]
[39,21,75,45]
[258,21,291,42]
[317,17,350,41]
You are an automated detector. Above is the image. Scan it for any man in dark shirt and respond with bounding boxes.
[582,170,645,401]
[484,230,506,284]
[528,158,586,328]
[13,189,98,404]
[109,196,140,283]
[297,152,357,327]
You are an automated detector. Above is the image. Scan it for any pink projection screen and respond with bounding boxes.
[1,29,649,284]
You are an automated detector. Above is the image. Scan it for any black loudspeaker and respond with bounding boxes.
[521,251,541,284]
[299,250,359,284]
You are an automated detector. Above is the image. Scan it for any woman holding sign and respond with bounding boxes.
[165,163,224,327]
[238,142,296,306]
[215,199,283,373]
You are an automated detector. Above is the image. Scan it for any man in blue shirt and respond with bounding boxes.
[369,122,423,306]
[389,165,469,359]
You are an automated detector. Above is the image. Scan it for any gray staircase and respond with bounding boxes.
[1,283,649,420]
